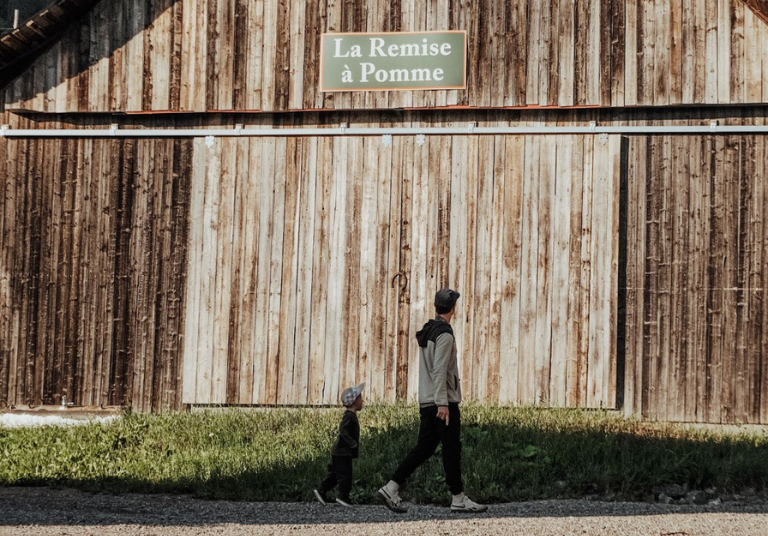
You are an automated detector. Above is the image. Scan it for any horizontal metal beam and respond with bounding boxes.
[2,122,768,138]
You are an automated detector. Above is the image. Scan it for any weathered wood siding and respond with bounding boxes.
[624,135,768,424]
[4,0,768,113]
[0,137,192,412]
[182,134,620,408]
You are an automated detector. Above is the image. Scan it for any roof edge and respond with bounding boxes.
[740,0,768,26]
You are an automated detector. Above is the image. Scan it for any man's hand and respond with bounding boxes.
[436,405,449,425]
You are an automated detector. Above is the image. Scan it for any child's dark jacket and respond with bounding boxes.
[332,410,360,458]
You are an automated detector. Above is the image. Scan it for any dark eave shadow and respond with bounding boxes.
[0,0,104,90]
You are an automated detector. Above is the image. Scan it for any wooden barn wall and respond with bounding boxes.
[624,135,768,424]
[182,134,620,408]
[0,137,192,412]
[4,0,768,113]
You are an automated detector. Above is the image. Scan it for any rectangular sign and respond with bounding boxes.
[320,31,467,92]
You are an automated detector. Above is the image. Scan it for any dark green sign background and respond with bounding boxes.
[320,32,467,92]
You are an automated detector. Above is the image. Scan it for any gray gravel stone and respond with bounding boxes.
[1,487,768,536]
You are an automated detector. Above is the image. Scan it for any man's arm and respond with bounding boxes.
[433,332,453,424]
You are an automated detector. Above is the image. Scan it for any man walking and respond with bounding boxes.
[378,288,487,514]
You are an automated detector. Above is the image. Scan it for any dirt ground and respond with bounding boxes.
[2,487,768,536]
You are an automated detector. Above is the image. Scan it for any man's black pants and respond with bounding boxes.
[319,456,353,498]
[391,403,463,495]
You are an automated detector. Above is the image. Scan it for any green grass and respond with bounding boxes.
[1,404,767,504]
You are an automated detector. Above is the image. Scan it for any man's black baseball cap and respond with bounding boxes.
[434,288,460,309]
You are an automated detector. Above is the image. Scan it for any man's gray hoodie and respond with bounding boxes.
[415,316,462,408]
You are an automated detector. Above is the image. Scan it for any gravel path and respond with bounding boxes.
[2,487,768,536]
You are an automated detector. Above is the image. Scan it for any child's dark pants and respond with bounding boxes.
[319,456,353,498]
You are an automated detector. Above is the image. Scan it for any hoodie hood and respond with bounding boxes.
[415,317,454,348]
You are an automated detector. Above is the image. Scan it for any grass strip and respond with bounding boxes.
[1,404,766,504]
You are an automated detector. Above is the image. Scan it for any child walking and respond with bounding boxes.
[314,383,365,507]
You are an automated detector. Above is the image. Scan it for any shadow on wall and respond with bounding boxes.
[1,405,767,526]
[1,0,180,100]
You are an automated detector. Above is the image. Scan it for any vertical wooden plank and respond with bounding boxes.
[260,0,278,110]
[578,136,595,407]
[397,135,414,400]
[547,0,561,105]
[291,137,317,405]
[460,135,478,399]
[473,136,494,400]
[624,0,638,106]
[717,0,732,103]
[150,0,173,111]
[265,137,287,404]
[499,135,524,405]
[289,0,306,110]
[518,136,539,405]
[558,0,576,107]
[342,138,363,397]
[730,0,745,104]
[246,0,264,109]
[124,0,146,112]
[323,136,348,403]
[586,134,615,408]
[181,139,207,404]
[225,139,246,404]
[611,0,626,106]
[652,0,670,105]
[307,137,332,404]
[25,139,43,405]
[526,0,543,105]
[373,134,395,402]
[490,1,507,108]
[744,5,763,103]
[720,136,740,423]
[0,137,10,405]
[210,140,236,403]
[218,0,236,110]
[235,139,258,404]
[277,138,302,404]
[96,140,115,407]
[5,141,24,405]
[487,135,506,403]
[566,134,586,408]
[573,0,589,105]
[743,136,759,423]
[686,136,706,422]
[586,0,602,104]
[550,136,572,407]
[508,1,528,106]
[534,137,554,405]
[356,137,378,400]
[693,0,708,103]
[706,136,724,423]
[758,135,768,423]
[669,0,683,104]
[637,0,655,105]
[682,0,696,103]
[763,16,768,103]
[251,137,275,403]
[407,136,429,400]
[449,134,468,393]
[75,138,94,406]
[196,138,221,404]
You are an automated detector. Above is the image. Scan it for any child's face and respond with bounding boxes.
[353,394,364,411]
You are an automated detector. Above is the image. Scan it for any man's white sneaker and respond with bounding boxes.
[378,486,407,513]
[450,495,488,513]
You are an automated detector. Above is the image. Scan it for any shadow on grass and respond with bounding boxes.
[1,405,767,526]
